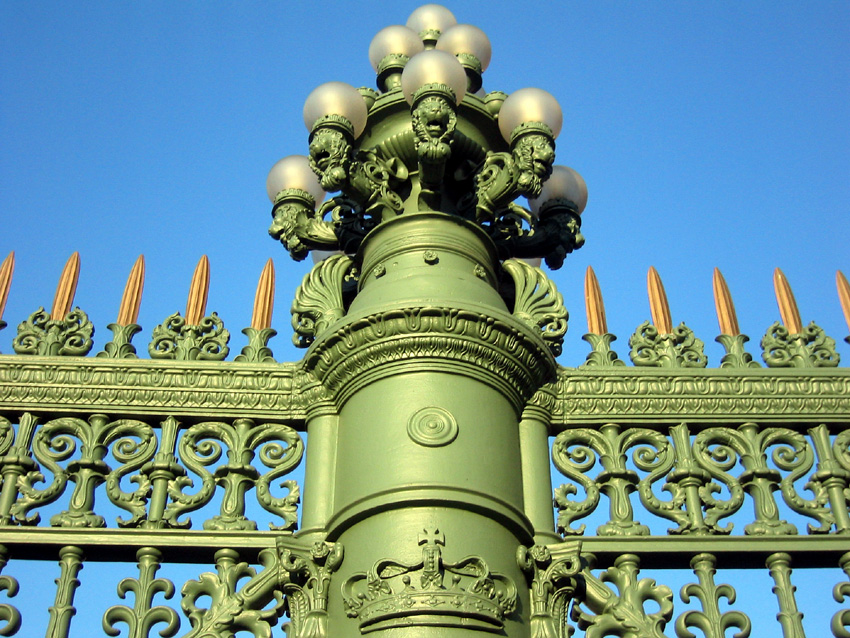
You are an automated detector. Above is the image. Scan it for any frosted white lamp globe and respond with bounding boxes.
[406,4,457,36]
[368,25,425,71]
[302,81,369,138]
[436,24,492,72]
[528,165,588,214]
[401,49,468,105]
[498,88,563,142]
[266,155,325,203]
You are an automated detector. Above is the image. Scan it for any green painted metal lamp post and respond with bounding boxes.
[266,4,586,636]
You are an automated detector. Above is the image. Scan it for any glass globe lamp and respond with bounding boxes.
[406,4,457,45]
[529,165,588,214]
[435,24,491,71]
[498,87,563,143]
[369,25,425,91]
[400,49,468,105]
[266,155,325,204]
[303,81,369,138]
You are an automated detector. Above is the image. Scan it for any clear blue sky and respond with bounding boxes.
[1,2,848,636]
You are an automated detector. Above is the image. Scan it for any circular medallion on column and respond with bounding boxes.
[407,406,458,447]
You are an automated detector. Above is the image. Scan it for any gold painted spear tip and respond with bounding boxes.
[51,252,81,320]
[647,266,672,334]
[773,268,803,333]
[712,268,740,336]
[584,266,607,335]
[837,270,850,333]
[116,255,146,326]
[0,252,15,323]
[251,259,276,330]
[185,255,211,326]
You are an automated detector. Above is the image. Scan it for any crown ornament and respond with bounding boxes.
[341,528,517,633]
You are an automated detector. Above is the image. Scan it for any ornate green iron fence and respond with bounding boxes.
[0,3,848,637]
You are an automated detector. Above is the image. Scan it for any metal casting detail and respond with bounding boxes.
[580,333,625,368]
[675,553,751,638]
[301,306,556,411]
[181,548,284,637]
[98,323,143,359]
[341,529,518,633]
[280,540,344,638]
[407,406,459,447]
[291,254,356,348]
[149,313,230,361]
[629,321,708,368]
[715,333,760,369]
[502,259,569,356]
[571,553,673,638]
[517,542,583,638]
[761,321,840,367]
[0,546,20,636]
[103,547,180,638]
[12,307,94,357]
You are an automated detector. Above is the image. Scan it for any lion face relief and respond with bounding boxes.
[513,133,555,199]
[309,127,351,192]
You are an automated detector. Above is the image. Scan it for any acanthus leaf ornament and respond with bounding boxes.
[629,321,708,368]
[148,312,230,361]
[502,258,568,356]
[571,553,673,638]
[291,254,357,348]
[279,540,343,638]
[12,306,94,356]
[97,323,142,359]
[181,548,284,638]
[517,542,583,638]
[761,320,840,368]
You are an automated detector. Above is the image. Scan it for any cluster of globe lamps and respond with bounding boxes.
[266,4,588,260]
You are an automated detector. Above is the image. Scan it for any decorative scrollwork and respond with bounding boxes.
[629,321,707,368]
[164,419,303,531]
[502,258,568,355]
[675,553,751,638]
[761,321,840,367]
[12,415,156,528]
[103,547,179,638]
[552,424,671,536]
[693,424,805,535]
[291,254,357,348]
[833,552,850,638]
[474,128,555,223]
[342,528,517,633]
[12,307,94,356]
[148,312,230,361]
[0,546,20,637]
